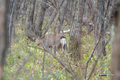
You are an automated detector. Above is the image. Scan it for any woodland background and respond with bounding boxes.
[0,0,120,80]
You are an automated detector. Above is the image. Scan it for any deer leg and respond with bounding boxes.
[64,44,68,51]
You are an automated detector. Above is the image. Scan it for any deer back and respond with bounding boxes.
[35,33,67,51]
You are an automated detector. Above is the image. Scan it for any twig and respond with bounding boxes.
[27,49,59,79]
[42,0,64,36]
[38,0,60,14]
[90,0,113,28]
[48,51,75,76]
[45,67,59,80]
[42,50,45,80]
[16,59,28,74]
[28,45,76,77]
[19,0,26,13]
[87,36,111,80]
[84,37,101,79]
[59,0,68,33]
[41,10,56,37]
[13,58,28,80]
[54,13,59,55]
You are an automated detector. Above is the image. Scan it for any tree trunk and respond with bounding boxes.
[0,0,8,79]
[35,0,47,36]
[112,2,120,80]
[69,0,84,60]
[25,0,36,37]
[94,0,106,58]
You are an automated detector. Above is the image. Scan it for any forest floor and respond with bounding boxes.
[3,26,111,80]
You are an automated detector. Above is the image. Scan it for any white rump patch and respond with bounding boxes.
[60,38,66,45]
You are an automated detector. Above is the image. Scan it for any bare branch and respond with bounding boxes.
[42,0,64,37]
[87,36,111,80]
[28,45,76,77]
[84,37,101,79]
[42,50,45,80]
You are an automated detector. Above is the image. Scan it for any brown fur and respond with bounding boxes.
[35,33,67,52]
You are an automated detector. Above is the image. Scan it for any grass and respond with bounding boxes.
[3,26,111,80]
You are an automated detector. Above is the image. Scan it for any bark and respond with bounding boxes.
[0,0,8,79]
[13,0,20,23]
[69,0,84,60]
[12,0,23,39]
[94,0,106,58]
[8,0,17,46]
[112,2,120,80]
[35,0,47,36]
[5,0,12,51]
[25,0,36,37]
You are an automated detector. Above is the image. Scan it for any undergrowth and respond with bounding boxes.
[3,26,111,80]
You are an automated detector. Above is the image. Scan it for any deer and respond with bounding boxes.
[35,33,68,52]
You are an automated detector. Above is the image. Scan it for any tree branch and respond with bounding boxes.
[87,36,111,80]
